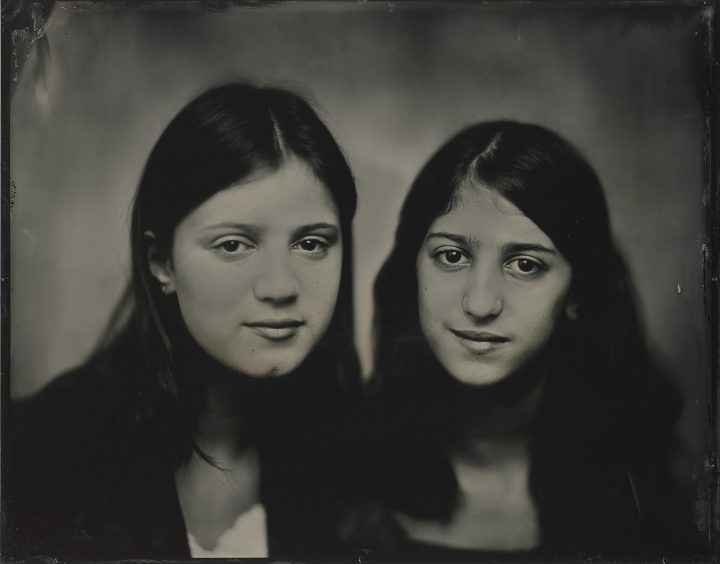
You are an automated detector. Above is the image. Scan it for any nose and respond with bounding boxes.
[461,264,503,321]
[253,252,300,306]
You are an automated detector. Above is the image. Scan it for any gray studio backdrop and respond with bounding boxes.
[10,0,712,527]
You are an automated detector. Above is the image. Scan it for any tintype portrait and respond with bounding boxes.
[1,1,717,561]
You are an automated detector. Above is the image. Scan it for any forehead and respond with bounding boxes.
[180,158,339,231]
[431,183,553,246]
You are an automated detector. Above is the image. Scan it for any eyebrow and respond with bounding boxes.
[199,223,263,236]
[501,242,557,255]
[426,232,556,255]
[426,232,478,248]
[290,222,340,241]
[199,221,339,239]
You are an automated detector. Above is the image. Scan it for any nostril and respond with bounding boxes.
[252,268,301,303]
[267,294,297,306]
[462,292,503,320]
[253,283,299,305]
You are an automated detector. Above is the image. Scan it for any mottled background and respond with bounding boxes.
[9,0,712,527]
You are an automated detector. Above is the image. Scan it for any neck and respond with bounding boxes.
[452,388,541,470]
[195,370,256,458]
[452,370,545,445]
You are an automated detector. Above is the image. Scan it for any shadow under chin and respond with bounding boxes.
[422,324,576,439]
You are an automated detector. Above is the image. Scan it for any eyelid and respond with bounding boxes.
[504,255,546,277]
[293,227,340,247]
[292,234,330,245]
[431,245,472,268]
[210,235,256,258]
[291,234,334,261]
[430,243,470,255]
[505,254,545,266]
[212,233,255,246]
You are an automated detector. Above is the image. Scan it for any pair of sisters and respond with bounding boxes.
[7,83,697,560]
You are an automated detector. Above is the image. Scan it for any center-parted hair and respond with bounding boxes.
[368,121,691,555]
[91,83,360,467]
[375,122,617,390]
[9,82,363,560]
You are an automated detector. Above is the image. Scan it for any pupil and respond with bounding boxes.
[519,259,534,272]
[223,241,239,252]
[447,251,460,263]
[302,240,316,251]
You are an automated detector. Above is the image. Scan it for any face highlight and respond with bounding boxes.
[151,158,342,378]
[416,184,573,386]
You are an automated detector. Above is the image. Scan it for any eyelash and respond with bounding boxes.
[291,236,331,259]
[213,237,254,256]
[431,247,546,279]
[504,257,546,279]
[211,236,332,259]
[432,248,471,270]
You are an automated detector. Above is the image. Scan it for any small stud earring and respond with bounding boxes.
[160,284,169,295]
[566,303,579,321]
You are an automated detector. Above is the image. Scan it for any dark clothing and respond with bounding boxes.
[344,458,703,562]
[340,393,706,562]
[4,366,705,561]
[375,539,542,562]
[5,367,355,561]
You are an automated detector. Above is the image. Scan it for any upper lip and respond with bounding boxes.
[449,329,509,342]
[244,319,305,329]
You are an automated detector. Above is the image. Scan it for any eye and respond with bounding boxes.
[221,240,241,252]
[213,237,254,257]
[432,247,471,269]
[292,237,330,259]
[505,257,545,278]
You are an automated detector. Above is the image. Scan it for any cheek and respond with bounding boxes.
[419,260,460,304]
[173,254,253,314]
[417,260,460,331]
[417,262,435,323]
[297,253,343,314]
[510,282,570,341]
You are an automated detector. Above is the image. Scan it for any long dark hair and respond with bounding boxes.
[369,122,693,555]
[88,82,360,468]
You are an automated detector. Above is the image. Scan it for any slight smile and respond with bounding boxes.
[449,328,510,354]
[244,319,306,341]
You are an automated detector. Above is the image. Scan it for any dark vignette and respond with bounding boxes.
[707,0,719,556]
[0,1,717,562]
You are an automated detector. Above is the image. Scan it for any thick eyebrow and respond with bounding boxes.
[427,233,556,255]
[198,222,263,237]
[426,232,478,248]
[291,222,340,242]
[501,242,557,255]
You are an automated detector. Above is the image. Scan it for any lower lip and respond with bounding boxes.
[452,333,508,355]
[247,326,302,342]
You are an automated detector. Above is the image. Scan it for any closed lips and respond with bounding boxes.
[449,329,509,342]
[245,319,305,328]
[245,319,305,342]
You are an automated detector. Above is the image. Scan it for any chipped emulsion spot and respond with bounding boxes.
[10,0,51,73]
[700,244,711,267]
[9,181,17,209]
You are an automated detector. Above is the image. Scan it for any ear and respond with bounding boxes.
[565,298,579,321]
[145,230,176,295]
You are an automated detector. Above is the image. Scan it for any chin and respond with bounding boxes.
[239,358,304,379]
[446,362,511,387]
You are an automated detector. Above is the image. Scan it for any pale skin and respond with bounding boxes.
[174,390,262,552]
[149,158,343,551]
[400,182,575,551]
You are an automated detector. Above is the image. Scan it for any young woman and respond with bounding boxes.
[349,121,700,559]
[8,83,361,560]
